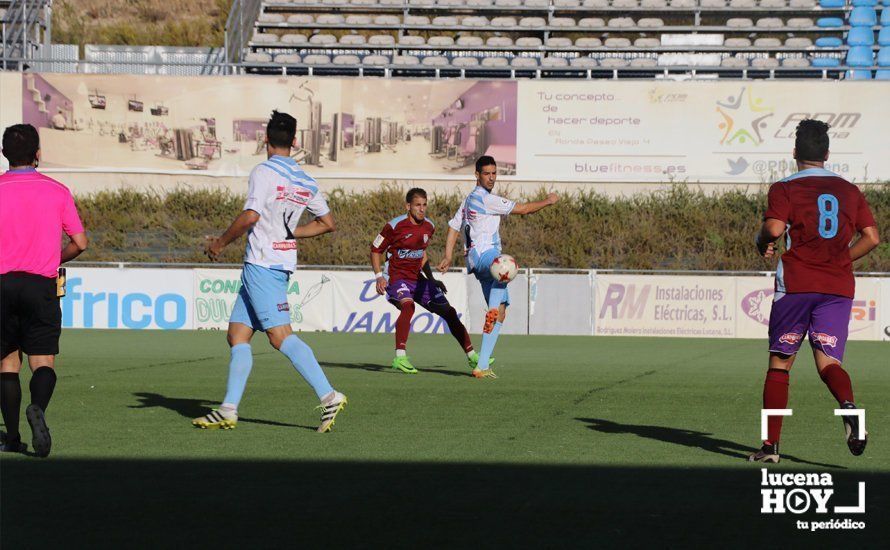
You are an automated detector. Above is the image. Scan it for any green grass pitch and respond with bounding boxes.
[2,330,888,546]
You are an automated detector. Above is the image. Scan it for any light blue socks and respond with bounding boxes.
[222,343,253,408]
[279,334,333,399]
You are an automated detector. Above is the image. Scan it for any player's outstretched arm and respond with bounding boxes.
[438,227,460,273]
[293,212,337,239]
[755,218,786,258]
[850,226,880,262]
[205,209,260,261]
[511,192,559,215]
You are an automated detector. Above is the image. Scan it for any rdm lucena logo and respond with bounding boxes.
[716,87,774,146]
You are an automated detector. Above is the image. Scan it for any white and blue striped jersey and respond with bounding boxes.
[242,155,330,272]
[448,185,516,261]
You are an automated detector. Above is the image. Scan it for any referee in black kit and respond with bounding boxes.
[0,124,88,457]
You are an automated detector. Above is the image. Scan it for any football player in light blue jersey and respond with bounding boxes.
[193,111,347,433]
[438,156,558,378]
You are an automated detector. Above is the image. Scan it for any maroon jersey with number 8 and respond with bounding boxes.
[764,168,876,299]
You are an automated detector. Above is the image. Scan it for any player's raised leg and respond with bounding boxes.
[809,295,867,456]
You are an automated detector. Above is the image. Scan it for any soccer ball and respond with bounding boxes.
[490,254,519,283]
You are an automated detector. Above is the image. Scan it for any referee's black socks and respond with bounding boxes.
[30,367,57,412]
[1,372,22,442]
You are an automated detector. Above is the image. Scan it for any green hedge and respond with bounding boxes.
[74,184,890,272]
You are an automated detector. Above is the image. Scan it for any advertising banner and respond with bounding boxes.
[61,267,194,330]
[594,274,736,338]
[736,276,883,341]
[331,271,468,334]
[193,268,334,331]
[4,73,887,182]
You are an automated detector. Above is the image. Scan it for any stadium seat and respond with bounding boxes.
[754,37,782,47]
[462,16,490,27]
[760,0,787,7]
[700,0,726,6]
[612,0,639,6]
[669,0,696,6]
[846,45,875,66]
[721,56,749,67]
[727,18,754,28]
[520,17,547,28]
[604,37,632,47]
[784,37,814,47]
[847,27,875,46]
[554,0,581,6]
[258,13,285,24]
[432,16,459,26]
[630,57,657,67]
[849,8,878,27]
[340,35,367,45]
[362,55,390,65]
[570,56,599,67]
[399,35,426,45]
[482,57,510,67]
[546,37,573,47]
[393,55,420,65]
[551,18,577,28]
[351,0,378,5]
[878,46,890,65]
[511,57,540,67]
[845,69,873,78]
[787,18,814,28]
[378,0,402,4]
[641,0,668,6]
[790,0,816,6]
[608,18,635,28]
[452,56,480,67]
[253,33,279,44]
[729,0,756,7]
[316,15,345,25]
[492,17,518,27]
[600,57,630,67]
[287,15,314,24]
[524,0,550,5]
[457,36,484,46]
[579,18,606,28]
[811,56,841,66]
[876,69,890,79]
[439,0,466,5]
[751,57,780,68]
[851,0,878,5]
[309,34,337,45]
[345,15,372,25]
[781,57,811,67]
[756,18,784,29]
[323,0,349,5]
[244,52,272,62]
[468,0,493,4]
[542,57,570,67]
[634,38,660,47]
[880,28,890,46]
[883,9,890,26]
[724,38,752,47]
[814,37,843,47]
[405,16,431,25]
[333,55,361,65]
[816,18,844,28]
[516,37,544,46]
[410,0,435,5]
[428,36,456,46]
[368,34,396,45]
[422,56,449,66]
[487,36,513,46]
[819,0,844,6]
[638,18,665,28]
[375,15,401,25]
[281,34,308,45]
[495,0,521,5]
[583,0,610,6]
[303,54,332,65]
[575,37,603,47]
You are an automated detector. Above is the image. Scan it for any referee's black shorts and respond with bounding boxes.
[0,272,62,357]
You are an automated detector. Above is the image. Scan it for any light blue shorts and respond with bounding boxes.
[468,248,510,307]
[230,262,292,331]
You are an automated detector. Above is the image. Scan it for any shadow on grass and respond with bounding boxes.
[322,361,469,377]
[576,417,846,469]
[1,459,886,547]
[130,392,313,430]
